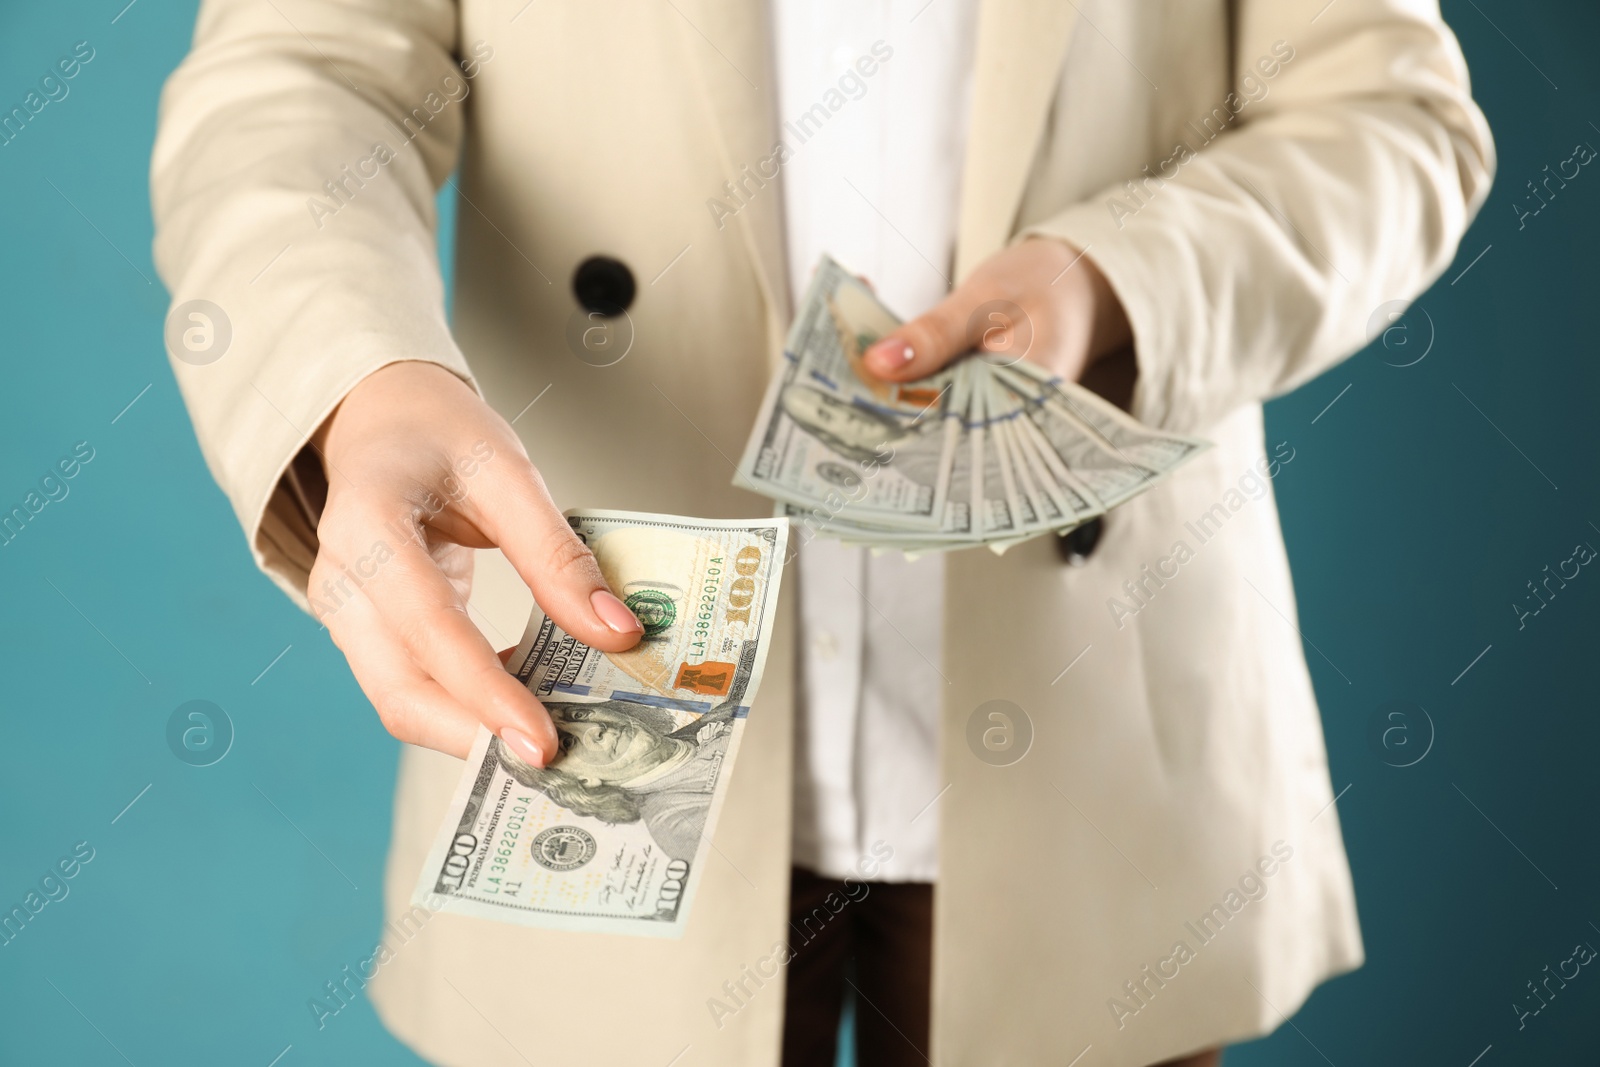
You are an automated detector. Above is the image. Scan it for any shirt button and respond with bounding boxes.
[813,631,840,660]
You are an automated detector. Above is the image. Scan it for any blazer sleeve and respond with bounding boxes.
[150,0,476,608]
[1026,0,1495,436]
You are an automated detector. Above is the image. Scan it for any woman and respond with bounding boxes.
[151,1,1492,1064]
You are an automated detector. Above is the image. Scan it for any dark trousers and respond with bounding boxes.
[778,866,1226,1067]
[781,866,934,1067]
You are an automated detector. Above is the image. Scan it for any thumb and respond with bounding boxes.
[861,287,978,382]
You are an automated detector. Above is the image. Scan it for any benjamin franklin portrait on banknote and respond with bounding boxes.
[494,700,736,862]
[777,383,944,486]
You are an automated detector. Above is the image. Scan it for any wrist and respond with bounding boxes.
[1027,237,1131,371]
[1078,250,1132,367]
[313,360,473,464]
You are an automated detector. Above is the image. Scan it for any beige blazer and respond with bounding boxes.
[151,1,1492,1064]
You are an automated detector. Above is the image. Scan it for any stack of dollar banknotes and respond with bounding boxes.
[416,258,1210,937]
[736,255,1208,554]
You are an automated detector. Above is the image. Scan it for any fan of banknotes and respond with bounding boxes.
[735,256,1210,554]
[416,510,787,937]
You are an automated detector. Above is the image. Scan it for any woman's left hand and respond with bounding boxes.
[860,238,1132,385]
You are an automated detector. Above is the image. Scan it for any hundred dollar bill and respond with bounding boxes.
[735,256,962,529]
[985,374,1091,534]
[413,510,788,937]
[736,254,1211,552]
[998,361,1209,476]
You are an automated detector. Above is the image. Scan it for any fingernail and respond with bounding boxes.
[867,339,914,370]
[591,589,644,634]
[501,727,545,768]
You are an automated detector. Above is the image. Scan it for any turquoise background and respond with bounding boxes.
[1,2,1597,1065]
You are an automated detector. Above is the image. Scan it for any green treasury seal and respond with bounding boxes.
[623,589,677,637]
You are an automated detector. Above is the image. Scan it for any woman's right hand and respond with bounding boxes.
[307,361,644,766]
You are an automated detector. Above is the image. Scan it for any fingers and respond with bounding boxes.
[307,360,645,768]
[316,502,559,767]
[470,455,645,654]
[327,594,482,757]
[858,238,1107,384]
[863,290,977,382]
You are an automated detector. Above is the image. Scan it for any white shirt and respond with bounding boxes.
[771,0,980,883]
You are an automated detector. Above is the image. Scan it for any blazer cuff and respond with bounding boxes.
[240,354,477,614]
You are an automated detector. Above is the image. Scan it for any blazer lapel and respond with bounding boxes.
[669,0,791,347]
[955,0,1080,280]
[668,0,1076,321]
